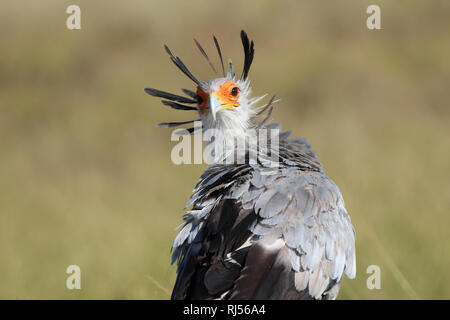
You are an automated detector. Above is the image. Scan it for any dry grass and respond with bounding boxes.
[1,0,449,299]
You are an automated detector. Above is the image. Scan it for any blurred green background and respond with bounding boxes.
[1,0,449,299]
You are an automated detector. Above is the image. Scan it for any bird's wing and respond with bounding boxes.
[170,165,355,300]
[230,169,356,299]
[170,164,254,300]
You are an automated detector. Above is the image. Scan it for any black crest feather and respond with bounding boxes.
[144,88,197,104]
[240,30,255,80]
[164,45,200,85]
[194,39,217,75]
[213,35,226,77]
[161,100,198,111]
[181,89,198,99]
[157,119,199,128]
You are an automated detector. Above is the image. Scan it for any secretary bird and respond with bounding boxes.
[145,30,356,300]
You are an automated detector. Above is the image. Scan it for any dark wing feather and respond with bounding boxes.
[171,243,203,299]
[171,199,255,300]
[230,242,312,300]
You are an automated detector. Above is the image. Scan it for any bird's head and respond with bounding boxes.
[145,30,275,136]
[196,75,254,133]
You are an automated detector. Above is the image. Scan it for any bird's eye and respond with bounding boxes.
[230,87,239,97]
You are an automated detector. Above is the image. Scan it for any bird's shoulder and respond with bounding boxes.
[171,130,355,299]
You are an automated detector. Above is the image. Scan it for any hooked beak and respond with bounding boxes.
[208,93,222,121]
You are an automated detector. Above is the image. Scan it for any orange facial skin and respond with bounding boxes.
[197,80,240,114]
